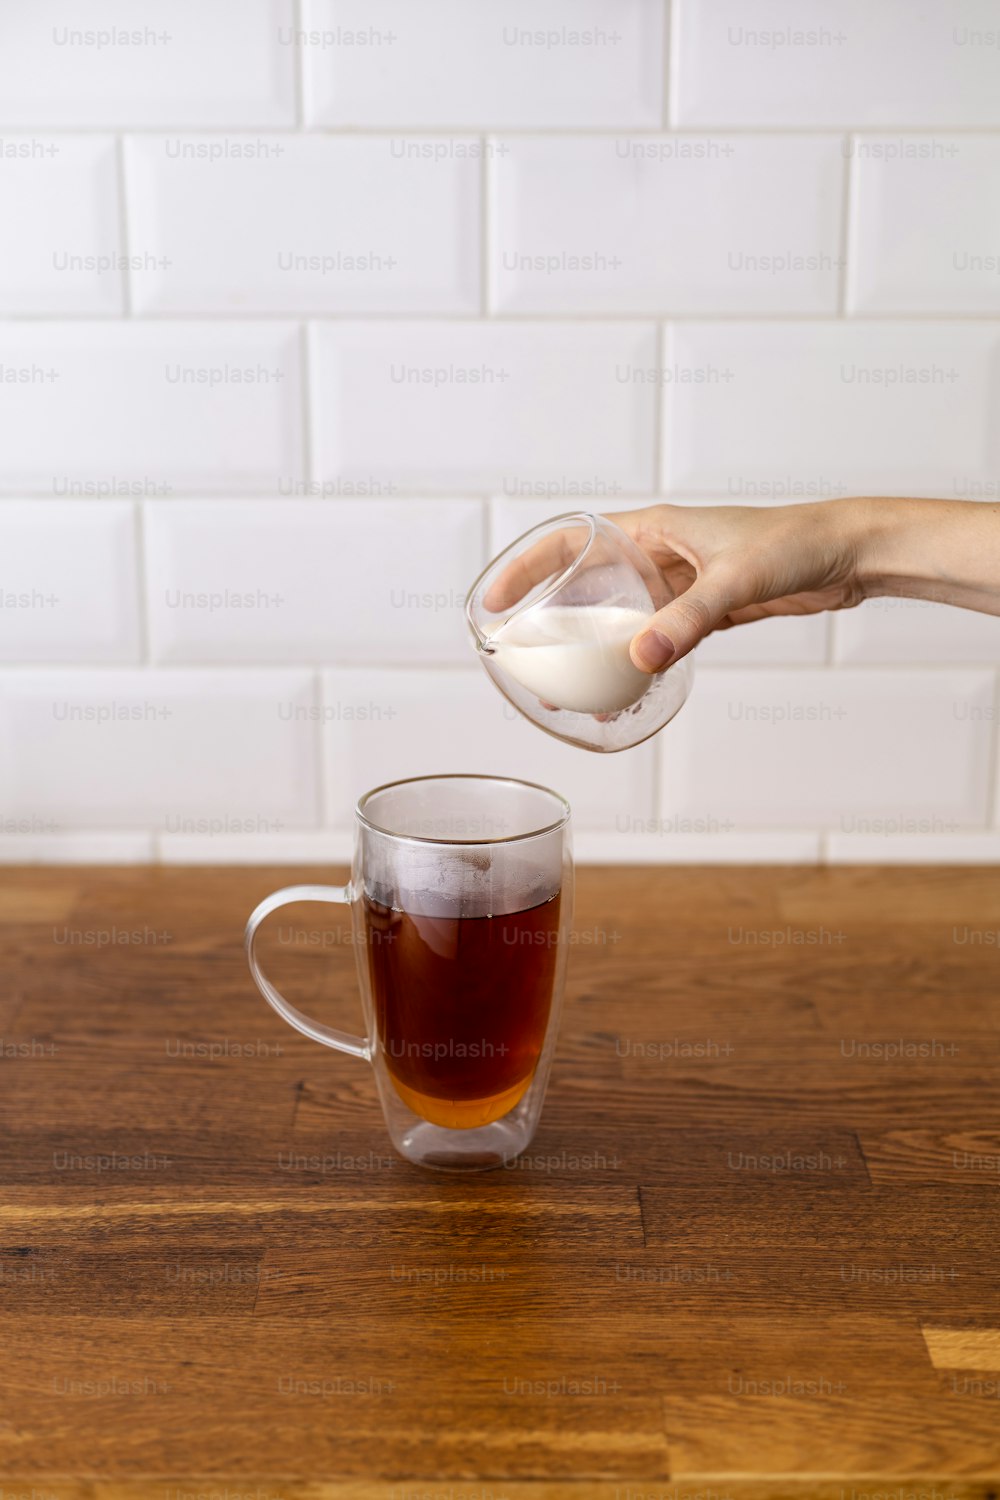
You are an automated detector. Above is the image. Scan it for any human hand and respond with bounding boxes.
[484,495,1000,681]
[483,499,871,675]
[611,500,871,672]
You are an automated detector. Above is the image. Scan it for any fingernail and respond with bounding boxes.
[635,630,676,672]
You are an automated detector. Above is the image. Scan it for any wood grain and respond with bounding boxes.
[1,864,999,1495]
[922,1327,1000,1370]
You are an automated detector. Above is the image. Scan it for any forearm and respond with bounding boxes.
[848,496,1000,615]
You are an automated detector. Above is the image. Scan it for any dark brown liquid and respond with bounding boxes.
[364,891,561,1129]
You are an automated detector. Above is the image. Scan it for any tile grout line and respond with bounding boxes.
[313,668,327,829]
[661,0,673,131]
[298,321,313,488]
[291,0,305,130]
[0,660,992,674]
[113,134,132,316]
[21,124,1000,136]
[479,494,491,565]
[5,310,1000,324]
[133,498,151,666]
[837,131,853,316]
[480,133,491,317]
[654,321,667,493]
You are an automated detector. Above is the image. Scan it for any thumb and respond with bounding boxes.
[630,567,745,673]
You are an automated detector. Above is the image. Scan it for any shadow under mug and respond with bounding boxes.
[245,774,573,1172]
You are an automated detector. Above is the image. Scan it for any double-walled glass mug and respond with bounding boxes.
[245,775,573,1172]
[466,511,694,752]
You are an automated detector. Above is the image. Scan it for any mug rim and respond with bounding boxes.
[355,773,571,847]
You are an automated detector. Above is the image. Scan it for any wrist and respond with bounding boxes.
[807,495,894,601]
[839,495,927,601]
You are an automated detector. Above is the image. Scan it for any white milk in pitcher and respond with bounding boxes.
[487,605,652,715]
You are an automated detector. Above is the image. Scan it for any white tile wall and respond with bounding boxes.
[0,1,295,127]
[488,496,640,551]
[490,135,844,315]
[671,0,1000,128]
[834,598,1000,665]
[0,831,154,864]
[157,829,343,864]
[322,667,655,833]
[662,322,1000,498]
[848,135,1000,314]
[302,0,664,127]
[827,833,1000,864]
[574,829,823,865]
[310,322,658,494]
[693,615,829,669]
[0,669,318,830]
[2,2,999,863]
[661,669,995,832]
[124,136,480,315]
[144,499,483,663]
[0,137,122,314]
[0,501,139,662]
[0,323,302,494]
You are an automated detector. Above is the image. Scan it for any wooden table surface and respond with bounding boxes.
[1,863,999,1497]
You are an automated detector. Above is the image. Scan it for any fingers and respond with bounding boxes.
[630,565,750,672]
[482,528,584,613]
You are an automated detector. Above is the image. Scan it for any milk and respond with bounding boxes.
[487,605,652,714]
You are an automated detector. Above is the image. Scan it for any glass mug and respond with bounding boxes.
[245,775,573,1172]
[466,510,694,753]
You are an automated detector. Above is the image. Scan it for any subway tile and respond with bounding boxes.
[0,322,302,494]
[311,321,658,495]
[827,832,1000,863]
[302,0,663,127]
[0,1,295,127]
[0,500,139,663]
[144,498,484,664]
[834,598,1000,664]
[695,617,828,667]
[488,495,643,552]
[848,135,1000,314]
[659,668,994,831]
[490,134,843,314]
[662,321,1000,498]
[158,830,347,864]
[0,831,155,863]
[0,136,122,314]
[575,829,822,863]
[671,0,1000,127]
[125,135,479,314]
[0,669,319,829]
[321,667,655,832]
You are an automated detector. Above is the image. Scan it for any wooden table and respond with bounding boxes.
[1,864,999,1496]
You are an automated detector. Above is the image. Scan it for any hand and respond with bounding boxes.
[485,497,1000,677]
[612,500,870,671]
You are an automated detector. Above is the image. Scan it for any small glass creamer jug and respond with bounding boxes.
[466,511,693,753]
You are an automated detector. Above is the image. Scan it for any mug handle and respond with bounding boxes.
[244,884,371,1060]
